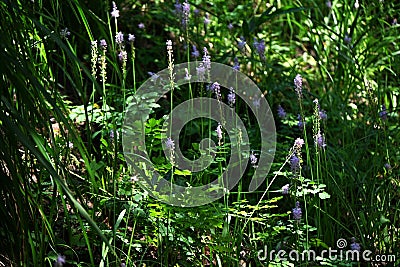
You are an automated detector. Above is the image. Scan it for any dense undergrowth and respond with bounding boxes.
[0,0,399,266]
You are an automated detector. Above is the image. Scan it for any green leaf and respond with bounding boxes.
[318,191,331,199]
[174,169,192,176]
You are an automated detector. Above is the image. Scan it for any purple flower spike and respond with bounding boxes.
[238,36,246,50]
[115,32,124,45]
[111,1,120,18]
[294,74,302,98]
[192,45,200,58]
[292,201,302,220]
[233,57,240,71]
[319,110,327,120]
[379,104,388,120]
[165,137,175,150]
[297,114,305,129]
[281,184,289,195]
[56,255,66,266]
[250,151,258,166]
[294,138,305,148]
[128,34,135,43]
[384,163,391,170]
[290,155,300,172]
[216,123,223,140]
[227,87,236,107]
[350,237,361,251]
[277,105,286,118]
[99,39,107,48]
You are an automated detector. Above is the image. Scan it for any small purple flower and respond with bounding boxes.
[292,201,302,220]
[228,23,234,30]
[193,8,200,16]
[316,132,326,149]
[165,137,175,150]
[211,82,221,100]
[111,1,120,18]
[118,50,127,62]
[174,0,182,14]
[202,47,211,70]
[290,155,300,172]
[350,237,361,251]
[138,23,145,29]
[298,114,305,129]
[277,105,286,118]
[326,1,332,8]
[238,36,246,50]
[182,0,190,25]
[196,65,206,80]
[128,34,135,43]
[115,32,124,45]
[384,163,391,170]
[319,110,327,120]
[392,18,397,26]
[216,123,223,140]
[294,138,305,148]
[60,28,71,40]
[281,184,289,195]
[253,97,261,109]
[253,38,265,60]
[379,104,388,120]
[344,34,352,44]
[56,255,66,266]
[148,72,160,82]
[204,13,211,25]
[99,39,107,48]
[227,87,235,107]
[250,151,258,166]
[233,57,240,71]
[294,74,302,98]
[192,45,200,58]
